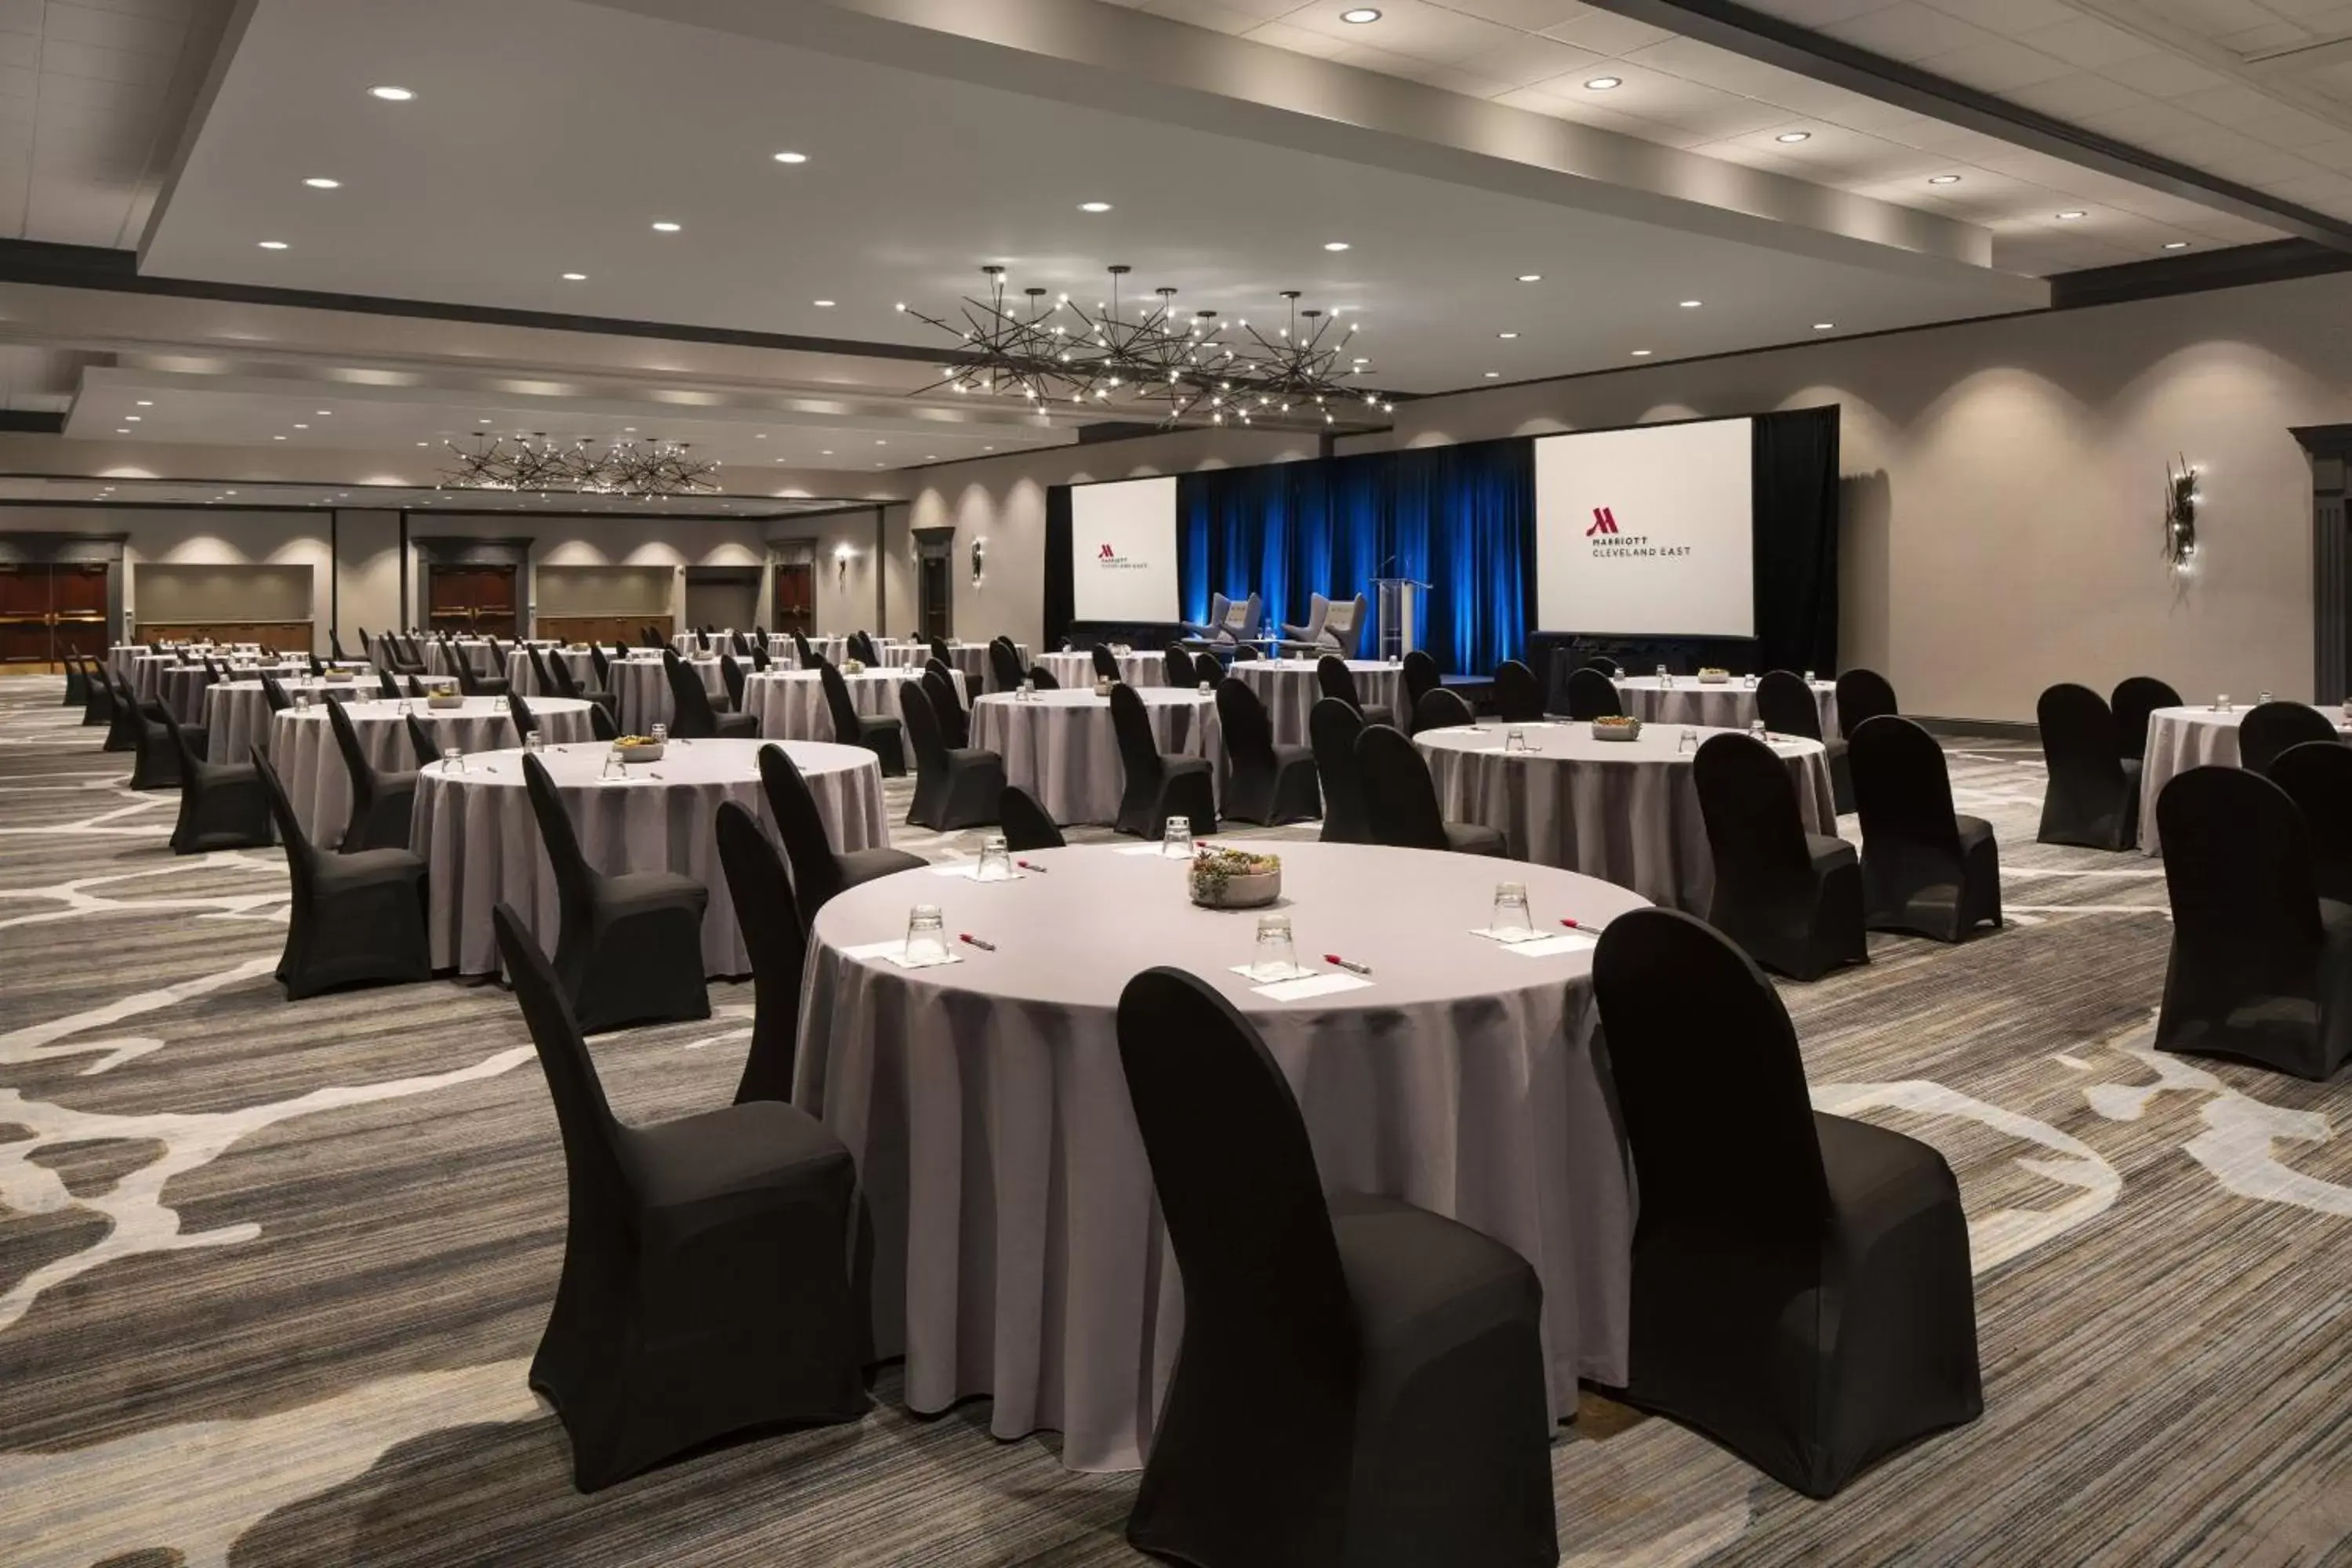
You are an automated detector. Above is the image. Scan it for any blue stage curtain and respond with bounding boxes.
[1174,442,1534,673]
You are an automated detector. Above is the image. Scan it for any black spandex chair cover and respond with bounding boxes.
[1411,688,1476,734]
[2036,683,2139,850]
[124,679,194,791]
[2270,739,2352,904]
[988,639,1026,694]
[376,670,403,699]
[1564,667,1623,721]
[102,671,140,753]
[1110,681,1216,838]
[546,650,617,721]
[1759,670,1849,814]
[899,681,1004,831]
[1834,668,1896,732]
[817,659,902,774]
[506,691,539,746]
[452,648,510,699]
[720,654,747,713]
[162,709,270,852]
[662,649,757,740]
[1164,644,1197,688]
[589,704,619,743]
[404,713,441,769]
[2111,676,2182,763]
[1216,677,1319,826]
[1308,698,1370,844]
[713,801,812,1105]
[2156,764,2352,1080]
[81,653,114,728]
[1849,715,2002,942]
[920,663,970,750]
[520,753,710,1033]
[986,786,1058,851]
[1313,654,1399,731]
[757,743,923,930]
[2238,699,2336,777]
[588,642,612,686]
[528,645,558,695]
[1490,659,1543,724]
[1027,666,1061,690]
[1593,908,1982,1497]
[1113,967,1558,1568]
[252,753,430,999]
[489,902,866,1493]
[61,651,88,706]
[1694,731,1866,980]
[1091,644,1121,682]
[1356,723,1505,857]
[1401,649,1443,719]
[327,695,418,853]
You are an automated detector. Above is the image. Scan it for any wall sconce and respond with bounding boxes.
[971,535,986,590]
[2164,455,2199,574]
[834,541,856,584]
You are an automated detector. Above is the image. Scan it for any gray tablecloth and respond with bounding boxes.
[269,696,594,845]
[412,737,888,977]
[743,667,966,744]
[1419,720,1836,912]
[201,677,372,763]
[1035,650,1167,690]
[107,644,151,681]
[880,641,1027,691]
[1230,659,1406,746]
[504,646,617,698]
[968,688,1223,826]
[2136,703,2350,853]
[1614,676,1841,739]
[604,654,727,735]
[797,839,1647,1472]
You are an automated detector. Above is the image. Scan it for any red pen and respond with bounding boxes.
[959,933,996,952]
[1015,859,1050,874]
[1323,953,1373,976]
[1560,918,1601,932]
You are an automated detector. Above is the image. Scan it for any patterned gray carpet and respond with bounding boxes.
[2,677,2348,1567]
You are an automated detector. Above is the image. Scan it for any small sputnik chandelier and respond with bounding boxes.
[439,434,721,497]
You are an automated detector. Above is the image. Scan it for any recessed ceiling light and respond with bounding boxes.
[813,299,835,307]
[478,418,492,424]
[2163,241,2190,249]
[774,151,808,164]
[821,449,833,456]
[926,455,938,460]
[369,85,413,101]
[1631,349,1652,357]
[1483,371,1500,378]
[1679,299,1701,308]
[114,426,127,434]
[756,433,767,439]
[1813,321,1835,329]
[317,409,331,416]
[1080,201,1112,212]
[416,441,429,447]
[1498,331,1519,339]
[1341,6,1381,20]
[651,220,681,232]
[124,415,140,422]
[561,271,587,281]
[293,423,308,429]
[303,176,341,189]
[256,240,287,249]
[136,400,151,406]
[876,439,887,445]
[274,434,287,440]
[1324,241,1350,252]
[2056,209,2086,220]
[984,445,995,451]
[1928,174,1961,185]
[1516,273,1541,282]
[1584,76,1621,90]
[1776,131,1811,143]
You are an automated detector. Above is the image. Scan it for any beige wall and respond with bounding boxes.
[764,506,887,637]
[537,564,673,617]
[1335,270,2352,724]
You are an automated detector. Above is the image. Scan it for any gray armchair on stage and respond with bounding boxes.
[1181,591,1262,648]
[1276,591,1370,658]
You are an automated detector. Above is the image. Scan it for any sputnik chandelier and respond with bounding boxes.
[437,434,722,497]
[902,265,1396,429]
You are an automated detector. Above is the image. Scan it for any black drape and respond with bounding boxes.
[1044,481,1075,651]
[1752,406,1840,676]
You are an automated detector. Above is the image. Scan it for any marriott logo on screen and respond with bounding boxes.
[1098,543,1116,560]
[1094,543,1150,571]
[1581,506,1690,558]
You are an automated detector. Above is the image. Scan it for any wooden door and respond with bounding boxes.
[0,564,48,664]
[426,564,518,639]
[50,562,108,661]
[919,556,950,641]
[773,563,815,635]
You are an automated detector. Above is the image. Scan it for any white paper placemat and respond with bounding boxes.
[1469,926,1548,945]
[1252,971,1374,1001]
[1499,932,1597,959]
[928,864,1026,881]
[840,938,964,969]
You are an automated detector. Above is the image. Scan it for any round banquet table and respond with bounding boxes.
[268,695,594,845]
[796,839,1646,1472]
[157,662,292,724]
[201,677,375,764]
[604,652,725,735]
[419,639,504,679]
[1418,720,1836,912]
[967,687,1223,826]
[1229,657,1406,746]
[127,653,187,703]
[107,644,154,681]
[771,634,847,668]
[1614,675,1841,739]
[412,737,888,978]
[2137,702,2350,854]
[880,641,1027,690]
[744,666,966,743]
[1034,649,1166,690]
[505,645,615,697]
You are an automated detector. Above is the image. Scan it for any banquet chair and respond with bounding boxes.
[1319,655,1399,730]
[306,652,327,679]
[405,674,436,701]
[1491,659,1544,725]
[328,630,351,664]
[1834,668,1897,732]
[1694,731,1865,981]
[2269,740,2352,904]
[397,634,431,674]
[930,635,955,669]
[1563,666,1624,721]
[1308,699,1371,844]
[60,651,88,706]
[546,652,617,723]
[203,655,228,684]
[1217,678,1319,827]
[506,691,541,746]
[900,682,1004,832]
[405,713,441,769]
[488,903,866,1494]
[818,659,904,775]
[712,802,816,1105]
[1111,681,1217,839]
[757,743,924,930]
[2036,684,2140,851]
[791,630,818,669]
[1399,649,1441,719]
[719,655,748,714]
[662,649,758,741]
[1849,715,2002,942]
[2238,700,2336,777]
[851,630,881,666]
[328,696,418,854]
[1230,644,1261,662]
[520,753,710,1033]
[1091,644,1122,683]
[588,703,619,744]
[527,644,557,696]
[1165,644,1197,688]
[920,663,970,750]
[749,641,771,673]
[1759,670,1849,814]
[2156,765,2352,1081]
[1356,724,1505,857]
[988,639,1026,694]
[81,653,114,728]
[258,672,293,715]
[161,708,270,853]
[377,670,403,699]
[1582,654,1623,677]
[1112,967,1558,1568]
[383,634,427,677]
[588,642,612,687]
[997,785,1065,851]
[252,752,431,999]
[1028,667,1061,689]
[123,678,195,790]
[1411,688,1477,734]
[2111,676,2183,764]
[452,646,510,699]
[733,630,755,658]
[1593,908,1981,1496]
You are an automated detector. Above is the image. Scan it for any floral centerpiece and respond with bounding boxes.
[1697,666,1730,684]
[613,734,666,763]
[1189,846,1282,909]
[1591,713,1642,742]
[842,657,867,674]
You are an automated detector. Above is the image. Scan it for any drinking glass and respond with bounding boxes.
[441,747,464,773]
[2259,690,2274,705]
[1020,673,1036,702]
[1251,913,1298,981]
[1655,662,1669,687]
[650,723,667,744]
[904,904,949,964]
[524,728,543,753]
[1492,880,1534,940]
[975,833,1013,882]
[1163,814,1195,858]
[1750,719,1768,741]
[601,745,622,779]
[2217,694,2231,711]
[1677,726,1697,754]
[292,690,310,709]
[1504,727,1527,753]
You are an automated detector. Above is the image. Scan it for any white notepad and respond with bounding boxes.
[928,864,1025,881]
[1499,933,1598,959]
[839,938,962,969]
[1252,971,1374,1001]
